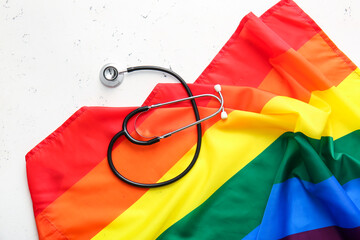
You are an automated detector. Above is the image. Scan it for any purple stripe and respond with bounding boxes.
[280,226,360,240]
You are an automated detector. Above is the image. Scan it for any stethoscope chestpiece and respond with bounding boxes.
[99,63,124,87]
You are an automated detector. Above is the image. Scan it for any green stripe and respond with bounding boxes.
[157,130,360,240]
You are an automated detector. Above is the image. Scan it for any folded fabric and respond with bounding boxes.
[26,0,360,239]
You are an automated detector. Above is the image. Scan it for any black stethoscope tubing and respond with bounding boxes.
[107,65,202,188]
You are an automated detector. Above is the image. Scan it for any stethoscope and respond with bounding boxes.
[100,63,227,188]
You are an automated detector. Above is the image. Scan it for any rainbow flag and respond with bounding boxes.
[26,0,360,239]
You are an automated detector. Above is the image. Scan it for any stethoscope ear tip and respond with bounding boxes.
[221,111,228,119]
[214,84,221,92]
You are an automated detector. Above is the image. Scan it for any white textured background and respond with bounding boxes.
[0,0,359,239]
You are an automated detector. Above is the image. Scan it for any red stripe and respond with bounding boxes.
[26,107,135,216]
[195,0,319,87]
[261,0,321,48]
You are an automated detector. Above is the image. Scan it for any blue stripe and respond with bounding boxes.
[342,178,360,209]
[243,176,360,240]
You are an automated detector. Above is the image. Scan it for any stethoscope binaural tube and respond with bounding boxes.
[106,65,203,188]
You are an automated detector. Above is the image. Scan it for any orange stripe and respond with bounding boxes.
[258,32,355,100]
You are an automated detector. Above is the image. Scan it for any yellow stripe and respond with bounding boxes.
[260,69,360,140]
[308,69,360,140]
[93,69,360,240]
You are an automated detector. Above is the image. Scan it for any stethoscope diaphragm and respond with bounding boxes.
[99,63,124,87]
